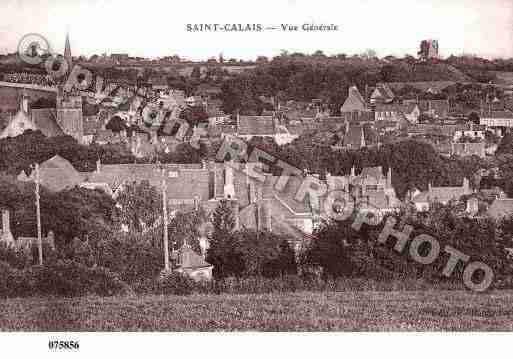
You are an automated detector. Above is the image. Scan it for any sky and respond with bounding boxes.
[0,0,512,60]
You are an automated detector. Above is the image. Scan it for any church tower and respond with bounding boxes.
[56,85,83,143]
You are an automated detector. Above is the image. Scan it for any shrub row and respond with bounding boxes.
[1,260,504,299]
[0,260,129,298]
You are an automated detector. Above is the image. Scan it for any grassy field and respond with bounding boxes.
[1,290,513,331]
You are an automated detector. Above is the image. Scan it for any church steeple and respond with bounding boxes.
[64,32,72,66]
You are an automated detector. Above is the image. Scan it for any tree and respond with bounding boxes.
[105,116,127,133]
[207,229,296,279]
[361,49,377,60]
[113,180,162,233]
[212,200,236,238]
[191,66,201,80]
[496,132,513,156]
[167,208,207,252]
[468,112,480,125]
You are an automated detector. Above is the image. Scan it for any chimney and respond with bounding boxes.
[351,166,356,178]
[387,167,392,188]
[96,158,101,173]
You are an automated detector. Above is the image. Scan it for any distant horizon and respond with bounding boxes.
[0,0,512,61]
[4,46,513,63]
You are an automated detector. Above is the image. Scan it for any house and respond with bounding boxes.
[16,232,56,252]
[451,142,486,158]
[0,104,36,139]
[173,242,213,281]
[374,120,399,134]
[344,166,399,217]
[236,173,319,244]
[0,94,61,139]
[401,103,421,124]
[453,124,486,142]
[487,198,513,220]
[411,178,473,212]
[370,83,395,104]
[480,110,513,129]
[17,155,86,192]
[0,208,55,251]
[374,104,405,122]
[233,164,399,243]
[234,115,296,145]
[418,99,450,119]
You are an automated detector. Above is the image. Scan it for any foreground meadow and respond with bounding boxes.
[1,290,513,331]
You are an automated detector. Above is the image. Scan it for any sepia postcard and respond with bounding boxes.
[1,0,513,357]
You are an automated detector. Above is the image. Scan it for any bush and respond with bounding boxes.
[96,237,162,285]
[0,243,32,269]
[20,260,129,297]
[153,273,199,296]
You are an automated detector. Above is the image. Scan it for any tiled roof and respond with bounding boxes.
[18,155,85,192]
[86,163,224,201]
[238,116,276,136]
[341,86,367,113]
[372,84,395,102]
[413,184,470,204]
